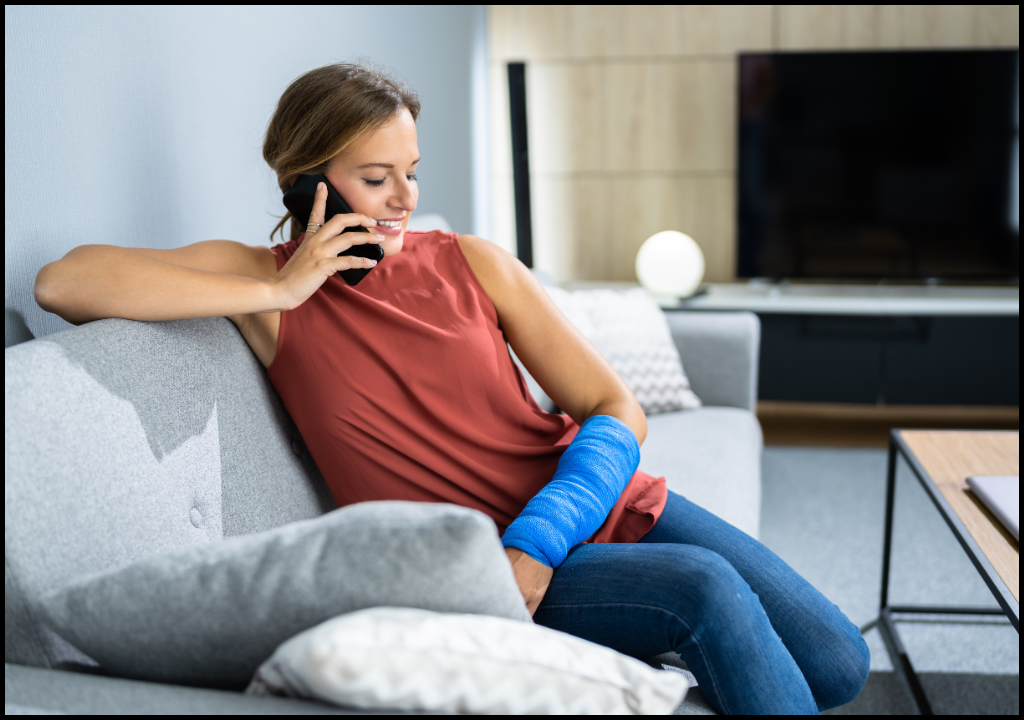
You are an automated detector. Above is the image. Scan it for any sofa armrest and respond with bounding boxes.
[665,311,760,411]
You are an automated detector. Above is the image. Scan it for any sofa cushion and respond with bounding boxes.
[664,312,760,412]
[38,501,530,689]
[6,660,719,715]
[4,663,347,715]
[641,407,763,539]
[246,607,689,714]
[5,318,335,669]
[545,287,702,414]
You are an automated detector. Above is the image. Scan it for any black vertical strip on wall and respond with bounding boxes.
[507,62,533,268]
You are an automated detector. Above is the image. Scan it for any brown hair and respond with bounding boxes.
[263,63,420,242]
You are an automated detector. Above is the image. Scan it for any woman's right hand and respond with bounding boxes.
[269,181,384,311]
[505,547,553,616]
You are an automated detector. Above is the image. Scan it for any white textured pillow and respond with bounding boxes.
[546,287,701,414]
[246,607,689,714]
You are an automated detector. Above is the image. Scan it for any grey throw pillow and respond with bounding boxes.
[38,501,531,689]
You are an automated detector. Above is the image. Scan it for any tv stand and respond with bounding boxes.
[668,283,1019,406]
[670,282,1019,317]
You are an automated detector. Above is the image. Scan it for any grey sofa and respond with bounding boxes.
[5,310,761,714]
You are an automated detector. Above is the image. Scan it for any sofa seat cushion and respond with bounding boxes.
[38,502,530,690]
[640,408,763,540]
[5,660,719,715]
[4,663,349,715]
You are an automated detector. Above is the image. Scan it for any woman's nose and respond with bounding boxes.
[392,177,417,210]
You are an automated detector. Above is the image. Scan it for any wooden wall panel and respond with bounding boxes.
[491,5,775,60]
[490,5,632,61]
[598,5,679,59]
[874,5,979,47]
[529,175,735,283]
[776,5,846,49]
[603,61,735,173]
[529,176,595,281]
[526,63,608,174]
[679,6,774,55]
[488,5,1019,284]
[527,61,734,174]
[975,5,1020,46]
[597,175,735,283]
[489,172,516,255]
[779,5,1020,50]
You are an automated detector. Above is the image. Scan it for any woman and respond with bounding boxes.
[35,63,868,714]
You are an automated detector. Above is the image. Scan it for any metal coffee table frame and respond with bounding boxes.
[865,430,1019,715]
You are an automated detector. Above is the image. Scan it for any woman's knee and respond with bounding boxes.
[793,609,870,711]
[814,622,870,710]
[656,546,761,625]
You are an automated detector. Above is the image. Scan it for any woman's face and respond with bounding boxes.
[324,108,419,257]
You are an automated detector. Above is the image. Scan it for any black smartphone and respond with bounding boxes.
[282,174,384,287]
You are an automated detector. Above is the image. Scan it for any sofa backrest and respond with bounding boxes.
[5,317,336,669]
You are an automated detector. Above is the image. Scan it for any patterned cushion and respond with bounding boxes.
[546,287,702,414]
[246,607,690,714]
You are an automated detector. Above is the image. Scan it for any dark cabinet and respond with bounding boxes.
[758,314,1018,405]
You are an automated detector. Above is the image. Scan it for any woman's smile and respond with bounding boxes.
[375,218,405,235]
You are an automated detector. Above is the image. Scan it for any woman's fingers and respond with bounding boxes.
[320,212,377,237]
[307,182,328,229]
[329,254,378,274]
[324,228,384,255]
[273,197,382,308]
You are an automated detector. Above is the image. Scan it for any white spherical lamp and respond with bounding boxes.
[635,231,705,299]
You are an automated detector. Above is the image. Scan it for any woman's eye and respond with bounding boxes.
[408,174,418,182]
[363,178,386,187]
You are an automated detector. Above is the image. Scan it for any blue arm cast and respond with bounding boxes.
[501,414,640,568]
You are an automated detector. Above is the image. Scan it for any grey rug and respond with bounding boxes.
[759,447,1018,714]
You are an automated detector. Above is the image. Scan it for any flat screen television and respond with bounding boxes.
[737,49,1019,282]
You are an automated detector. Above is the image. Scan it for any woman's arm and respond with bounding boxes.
[34,241,282,326]
[459,234,647,615]
[458,234,647,446]
[33,181,382,372]
[34,182,382,327]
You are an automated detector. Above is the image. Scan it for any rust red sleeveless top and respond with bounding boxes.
[268,230,666,544]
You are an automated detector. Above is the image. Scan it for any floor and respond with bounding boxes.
[759,445,1018,715]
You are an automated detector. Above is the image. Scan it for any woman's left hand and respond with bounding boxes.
[505,547,554,616]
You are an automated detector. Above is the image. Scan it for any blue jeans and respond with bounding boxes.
[533,491,870,715]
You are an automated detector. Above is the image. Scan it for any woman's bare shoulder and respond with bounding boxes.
[457,234,528,306]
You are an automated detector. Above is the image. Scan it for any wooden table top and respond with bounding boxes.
[899,430,1019,605]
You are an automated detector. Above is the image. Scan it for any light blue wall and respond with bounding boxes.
[5,5,486,346]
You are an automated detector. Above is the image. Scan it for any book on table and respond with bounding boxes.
[965,476,1019,541]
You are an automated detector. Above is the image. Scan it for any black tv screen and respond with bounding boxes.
[737,49,1019,281]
